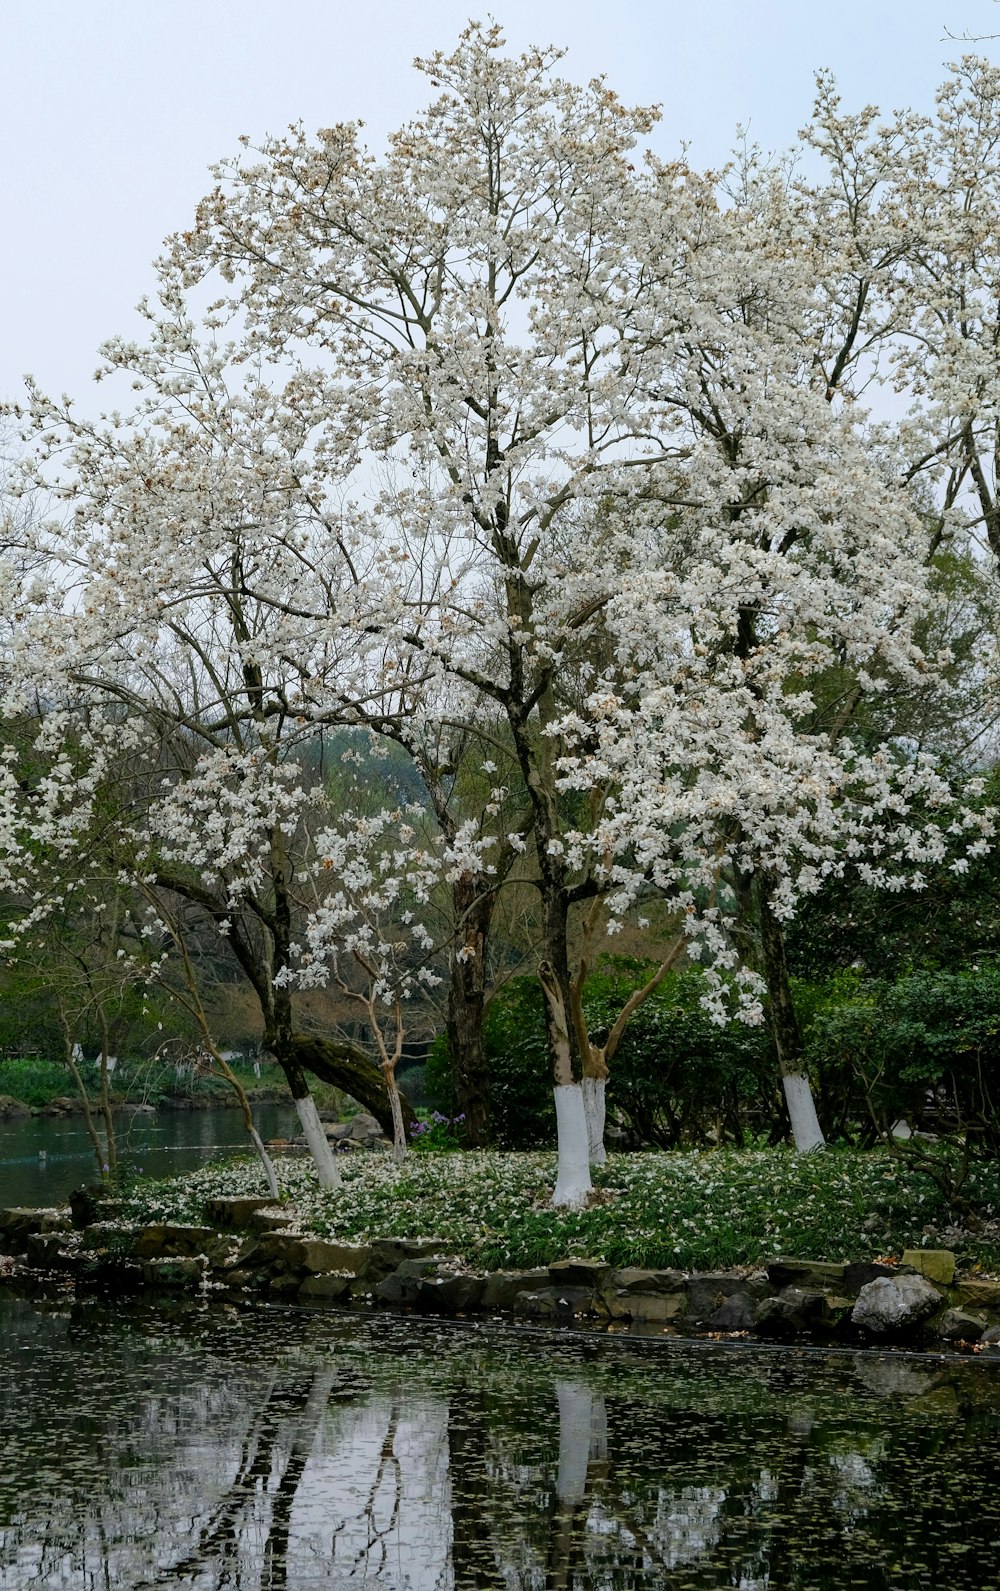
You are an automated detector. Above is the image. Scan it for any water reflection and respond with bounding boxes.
[0,1294,998,1588]
[0,1103,298,1208]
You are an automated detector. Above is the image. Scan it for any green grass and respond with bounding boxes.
[0,1054,289,1110]
[117,1145,1000,1275]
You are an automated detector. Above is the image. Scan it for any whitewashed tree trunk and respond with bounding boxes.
[552,1084,593,1207]
[556,1380,608,1504]
[782,1073,826,1154]
[295,1094,342,1188]
[581,1075,607,1166]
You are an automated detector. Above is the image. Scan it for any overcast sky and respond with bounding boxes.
[2,0,998,405]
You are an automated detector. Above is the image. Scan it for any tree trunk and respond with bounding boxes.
[538,888,593,1206]
[581,1074,607,1167]
[757,873,825,1153]
[277,1033,414,1142]
[283,1059,341,1189]
[383,1061,408,1163]
[446,875,494,1146]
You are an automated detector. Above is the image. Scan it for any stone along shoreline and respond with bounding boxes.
[2,1196,999,1353]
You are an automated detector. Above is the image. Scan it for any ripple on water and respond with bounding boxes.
[1,1295,999,1588]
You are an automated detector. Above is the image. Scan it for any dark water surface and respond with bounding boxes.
[0,1103,298,1208]
[0,1294,997,1589]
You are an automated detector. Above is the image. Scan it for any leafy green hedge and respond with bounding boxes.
[431,965,781,1149]
[804,964,1000,1151]
[432,960,1000,1154]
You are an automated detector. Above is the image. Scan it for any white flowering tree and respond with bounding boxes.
[0,303,431,1186]
[161,24,723,1204]
[5,28,996,1205]
[151,22,996,1193]
[552,99,998,1152]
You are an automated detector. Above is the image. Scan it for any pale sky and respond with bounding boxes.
[2,0,998,405]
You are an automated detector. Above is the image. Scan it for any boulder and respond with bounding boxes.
[299,1273,352,1302]
[515,1287,594,1320]
[80,1222,144,1253]
[610,1267,687,1296]
[606,1289,686,1324]
[268,1272,303,1298]
[202,1196,283,1231]
[842,1260,898,1295]
[0,1096,30,1119]
[686,1273,768,1324]
[25,1232,79,1270]
[0,1207,71,1252]
[414,1272,486,1314]
[935,1308,988,1341]
[704,1292,757,1332]
[298,1239,371,1277]
[349,1112,382,1138]
[481,1269,551,1311]
[364,1237,449,1282]
[42,1097,78,1116]
[141,1255,207,1290]
[852,1273,942,1335]
[247,1209,298,1236]
[901,1249,956,1286]
[375,1258,440,1306]
[756,1288,829,1338]
[134,1225,215,1260]
[548,1258,613,1291]
[203,1234,245,1271]
[766,1257,847,1291]
[950,1278,1000,1312]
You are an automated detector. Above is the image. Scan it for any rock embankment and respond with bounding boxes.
[2,1199,999,1351]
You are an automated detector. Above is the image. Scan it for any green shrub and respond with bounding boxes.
[805,964,1000,1153]
[432,966,786,1150]
[583,966,780,1148]
[0,1056,71,1107]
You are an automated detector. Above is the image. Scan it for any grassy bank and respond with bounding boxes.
[118,1147,1000,1275]
[0,1055,293,1112]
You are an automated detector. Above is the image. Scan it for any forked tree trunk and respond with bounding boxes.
[570,927,686,1167]
[758,874,825,1153]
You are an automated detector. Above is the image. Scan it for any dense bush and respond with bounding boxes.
[0,1056,74,1107]
[431,960,1000,1155]
[431,966,782,1149]
[0,1051,284,1110]
[583,967,781,1148]
[428,980,554,1148]
[805,964,1000,1154]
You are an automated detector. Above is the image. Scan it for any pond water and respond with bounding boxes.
[0,1293,997,1589]
[0,1103,298,1209]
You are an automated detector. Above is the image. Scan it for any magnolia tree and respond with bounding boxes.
[4,29,997,1204]
[153,24,994,1195]
[285,801,492,1161]
[161,25,737,1203]
[0,304,438,1185]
